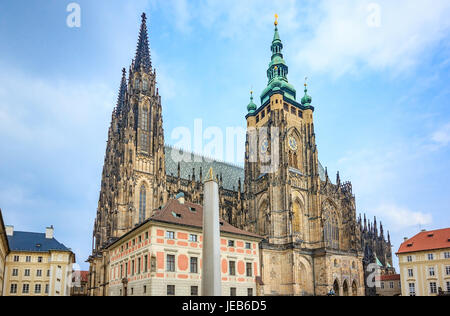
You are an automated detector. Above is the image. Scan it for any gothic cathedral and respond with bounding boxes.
[88,13,393,296]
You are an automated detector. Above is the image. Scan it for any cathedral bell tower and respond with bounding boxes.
[92,13,166,252]
[244,15,320,245]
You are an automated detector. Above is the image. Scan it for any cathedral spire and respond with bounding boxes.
[134,13,152,73]
[116,68,127,114]
[260,15,296,105]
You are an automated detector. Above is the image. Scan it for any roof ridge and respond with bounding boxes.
[165,144,244,170]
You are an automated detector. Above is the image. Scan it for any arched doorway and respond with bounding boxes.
[352,280,358,296]
[333,280,340,296]
[343,280,349,296]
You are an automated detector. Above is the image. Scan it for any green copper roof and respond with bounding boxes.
[273,25,281,43]
[301,85,312,106]
[260,20,296,104]
[376,255,383,267]
[247,92,257,113]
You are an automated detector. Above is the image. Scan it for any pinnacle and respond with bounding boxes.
[134,12,152,73]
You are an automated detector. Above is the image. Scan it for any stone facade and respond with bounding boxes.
[88,13,391,296]
[358,214,395,295]
[376,274,401,296]
[0,209,9,296]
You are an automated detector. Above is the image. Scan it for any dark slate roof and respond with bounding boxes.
[318,161,326,182]
[165,146,326,189]
[165,146,244,192]
[8,231,71,253]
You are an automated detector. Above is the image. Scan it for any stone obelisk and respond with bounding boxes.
[202,168,221,296]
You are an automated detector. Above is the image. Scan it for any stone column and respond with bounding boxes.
[202,168,222,296]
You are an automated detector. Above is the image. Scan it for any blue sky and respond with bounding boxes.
[0,0,449,270]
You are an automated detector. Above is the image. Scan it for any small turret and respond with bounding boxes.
[247,91,257,113]
[301,81,312,107]
[116,68,128,115]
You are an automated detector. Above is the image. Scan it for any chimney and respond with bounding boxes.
[403,237,408,242]
[421,229,426,232]
[45,225,54,239]
[176,192,185,205]
[5,225,14,236]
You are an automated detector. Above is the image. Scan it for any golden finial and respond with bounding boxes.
[274,14,278,26]
[304,76,308,87]
[206,167,216,182]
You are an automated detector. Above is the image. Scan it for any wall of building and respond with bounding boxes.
[399,248,450,296]
[3,251,74,296]
[107,222,260,296]
[377,278,401,296]
[0,237,7,296]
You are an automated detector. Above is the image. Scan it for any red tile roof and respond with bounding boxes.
[377,274,400,281]
[80,271,89,283]
[151,199,262,239]
[396,228,450,254]
[72,271,89,283]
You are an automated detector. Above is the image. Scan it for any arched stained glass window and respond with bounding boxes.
[323,213,339,249]
[292,201,301,233]
[139,185,146,223]
[141,108,149,131]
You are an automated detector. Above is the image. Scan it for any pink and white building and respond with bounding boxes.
[106,197,262,296]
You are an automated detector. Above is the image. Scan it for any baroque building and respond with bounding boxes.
[3,225,75,296]
[88,13,391,296]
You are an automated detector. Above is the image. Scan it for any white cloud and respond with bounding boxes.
[158,0,301,39]
[373,204,432,232]
[431,123,450,147]
[295,0,450,76]
[159,0,450,76]
[0,67,114,149]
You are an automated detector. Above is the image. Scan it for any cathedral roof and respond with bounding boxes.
[165,146,244,192]
[165,146,327,190]
[152,199,262,239]
[318,161,326,182]
[397,228,450,254]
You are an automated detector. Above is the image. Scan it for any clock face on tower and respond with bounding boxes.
[260,139,269,154]
[288,137,298,151]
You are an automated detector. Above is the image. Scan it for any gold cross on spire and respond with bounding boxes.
[275,14,279,26]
